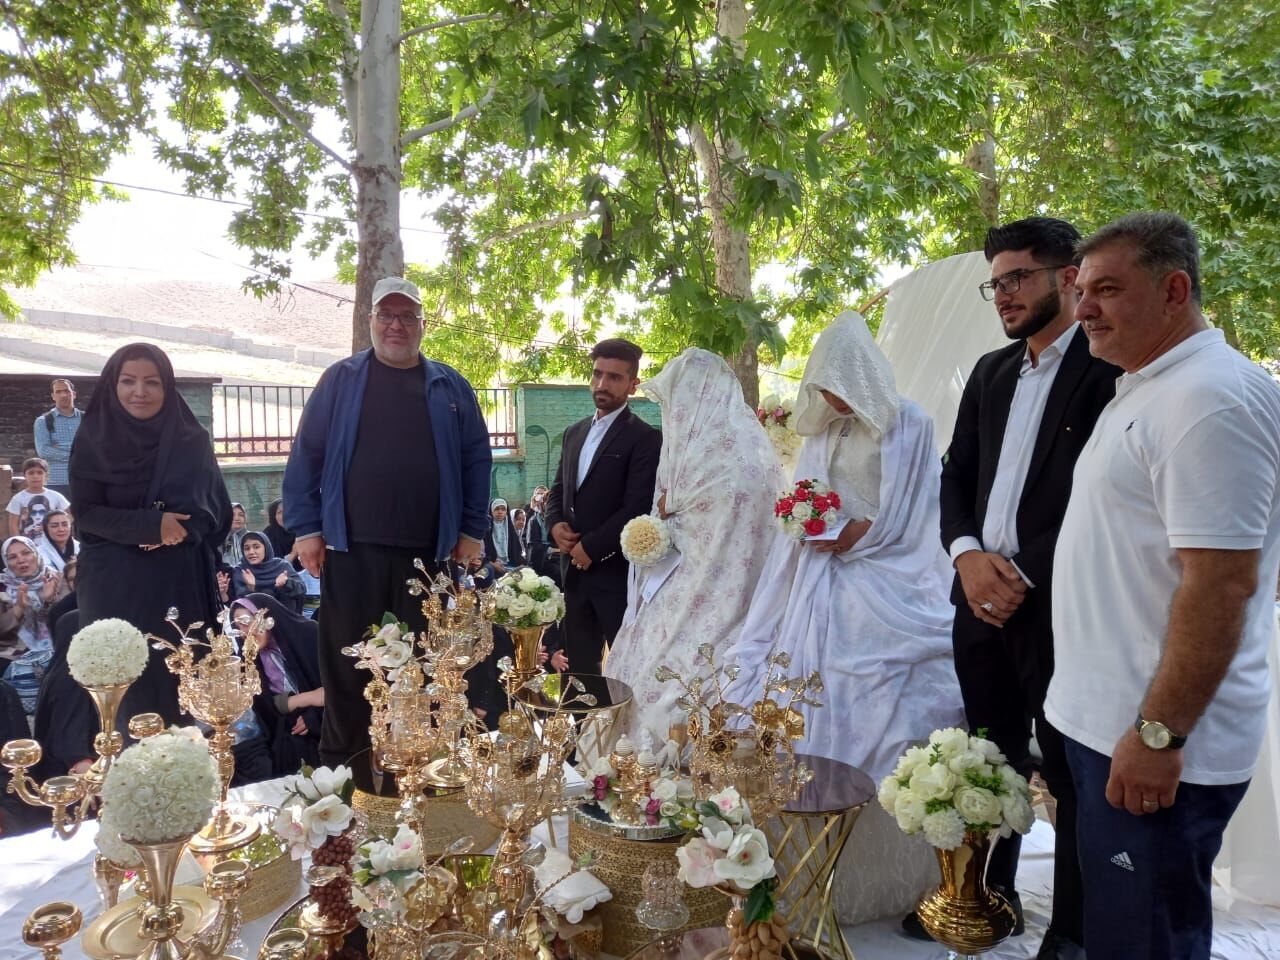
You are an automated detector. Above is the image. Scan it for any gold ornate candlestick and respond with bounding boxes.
[152,610,266,856]
[23,901,82,959]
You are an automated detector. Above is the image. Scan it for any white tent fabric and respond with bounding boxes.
[872,250,1280,911]
[875,250,1006,453]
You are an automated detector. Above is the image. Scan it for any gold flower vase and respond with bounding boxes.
[505,624,548,694]
[915,830,1018,954]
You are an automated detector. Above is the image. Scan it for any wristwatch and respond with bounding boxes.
[1135,714,1187,750]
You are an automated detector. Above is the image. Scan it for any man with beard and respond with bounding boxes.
[546,339,660,674]
[916,218,1121,960]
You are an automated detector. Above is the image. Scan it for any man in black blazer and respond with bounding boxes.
[930,218,1121,960]
[546,339,661,674]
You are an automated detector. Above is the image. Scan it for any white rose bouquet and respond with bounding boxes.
[756,394,802,468]
[99,729,220,843]
[620,514,673,566]
[492,567,565,630]
[66,618,149,688]
[272,764,356,859]
[674,786,779,925]
[879,727,1035,850]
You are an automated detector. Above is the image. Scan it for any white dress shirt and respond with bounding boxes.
[576,405,626,488]
[948,322,1080,585]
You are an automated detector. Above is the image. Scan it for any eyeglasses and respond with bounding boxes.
[978,265,1068,301]
[374,310,423,328]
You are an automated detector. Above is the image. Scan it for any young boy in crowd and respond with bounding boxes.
[6,459,71,543]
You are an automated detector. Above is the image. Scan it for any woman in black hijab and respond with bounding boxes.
[232,531,305,612]
[231,593,323,775]
[262,498,296,565]
[70,343,232,726]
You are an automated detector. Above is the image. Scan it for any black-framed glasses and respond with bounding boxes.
[978,265,1067,301]
[374,310,423,327]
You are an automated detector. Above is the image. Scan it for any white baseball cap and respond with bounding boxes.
[371,276,422,307]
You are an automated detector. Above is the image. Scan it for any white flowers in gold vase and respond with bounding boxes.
[879,727,1035,850]
[492,567,565,629]
[620,514,673,566]
[66,618,149,688]
[675,786,779,923]
[99,729,220,843]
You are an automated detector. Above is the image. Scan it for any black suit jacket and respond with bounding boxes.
[940,327,1120,653]
[545,405,661,589]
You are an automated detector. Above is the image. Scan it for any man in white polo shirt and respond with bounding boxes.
[1046,212,1280,959]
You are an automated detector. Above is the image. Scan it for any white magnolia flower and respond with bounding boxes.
[909,762,958,801]
[271,806,310,859]
[894,790,927,833]
[300,795,354,847]
[953,785,1003,825]
[66,618,149,688]
[310,765,352,799]
[701,816,735,851]
[376,639,412,671]
[922,808,967,850]
[707,786,745,824]
[100,732,219,843]
[374,622,402,643]
[713,827,776,890]
[676,837,722,888]
[287,772,322,803]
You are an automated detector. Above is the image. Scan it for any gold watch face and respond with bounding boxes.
[1141,722,1171,750]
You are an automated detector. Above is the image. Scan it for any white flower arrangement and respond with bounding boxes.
[757,394,802,470]
[674,786,779,924]
[351,616,416,682]
[879,728,1035,850]
[272,764,356,859]
[492,567,565,629]
[66,618,149,688]
[586,753,695,826]
[99,729,220,843]
[95,809,142,866]
[620,514,673,566]
[353,824,423,896]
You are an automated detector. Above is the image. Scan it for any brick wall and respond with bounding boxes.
[0,373,218,477]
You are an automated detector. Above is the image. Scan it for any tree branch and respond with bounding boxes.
[480,209,594,249]
[817,117,849,146]
[324,0,360,134]
[400,83,497,148]
[398,13,498,44]
[176,0,351,172]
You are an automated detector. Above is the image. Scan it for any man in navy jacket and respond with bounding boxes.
[284,277,492,764]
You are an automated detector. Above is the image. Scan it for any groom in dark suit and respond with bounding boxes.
[929,218,1120,960]
[546,339,661,674]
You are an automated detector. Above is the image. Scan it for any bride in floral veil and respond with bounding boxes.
[604,347,784,745]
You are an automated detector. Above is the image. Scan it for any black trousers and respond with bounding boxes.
[317,543,441,767]
[952,604,1084,945]
[560,563,627,675]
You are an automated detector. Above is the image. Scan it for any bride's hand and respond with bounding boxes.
[813,519,872,554]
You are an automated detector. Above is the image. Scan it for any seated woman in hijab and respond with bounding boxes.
[70,343,232,726]
[37,510,79,576]
[262,498,297,567]
[482,499,525,576]
[232,593,324,776]
[232,532,305,613]
[221,502,248,566]
[2,536,62,717]
[605,348,784,745]
[722,311,964,923]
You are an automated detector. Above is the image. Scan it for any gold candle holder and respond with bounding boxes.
[152,612,266,857]
[129,712,167,739]
[258,928,311,959]
[23,901,82,959]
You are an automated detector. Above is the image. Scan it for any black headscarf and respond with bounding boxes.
[234,532,295,591]
[231,592,321,693]
[70,344,232,546]
[263,498,295,559]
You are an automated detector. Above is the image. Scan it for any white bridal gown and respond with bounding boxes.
[723,311,966,923]
[605,348,785,746]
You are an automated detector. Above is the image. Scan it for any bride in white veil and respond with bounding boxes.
[605,347,784,744]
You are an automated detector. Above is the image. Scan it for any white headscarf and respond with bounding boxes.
[793,310,900,438]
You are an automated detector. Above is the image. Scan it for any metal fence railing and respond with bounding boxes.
[213,384,519,459]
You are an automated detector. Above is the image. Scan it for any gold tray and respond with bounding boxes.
[81,886,217,959]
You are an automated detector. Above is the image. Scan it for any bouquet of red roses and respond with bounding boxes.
[775,479,841,540]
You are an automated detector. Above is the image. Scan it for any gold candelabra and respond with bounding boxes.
[151,609,267,857]
[658,646,822,818]
[23,901,82,960]
[2,680,141,838]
